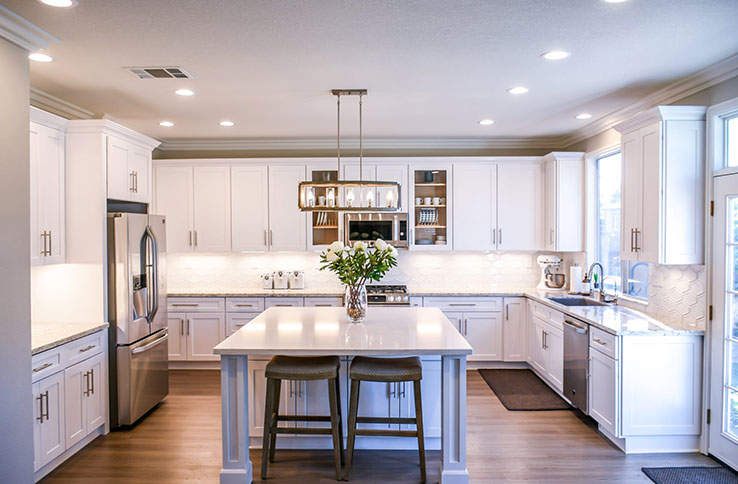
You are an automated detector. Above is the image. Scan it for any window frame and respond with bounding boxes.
[594,149,623,293]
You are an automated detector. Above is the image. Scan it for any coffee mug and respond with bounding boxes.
[423,197,432,205]
[415,197,422,205]
[318,195,326,205]
[432,197,441,205]
[439,197,446,205]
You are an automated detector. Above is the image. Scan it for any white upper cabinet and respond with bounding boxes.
[453,163,496,251]
[232,165,269,251]
[107,136,154,203]
[268,165,307,251]
[30,108,67,265]
[153,166,193,253]
[193,166,231,252]
[543,152,584,252]
[614,106,706,265]
[497,162,543,251]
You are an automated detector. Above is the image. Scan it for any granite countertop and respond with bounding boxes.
[168,288,346,297]
[32,321,109,355]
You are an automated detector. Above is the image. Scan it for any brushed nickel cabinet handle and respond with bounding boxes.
[78,344,95,353]
[449,303,475,307]
[130,172,135,192]
[499,228,502,246]
[84,371,91,396]
[189,230,193,247]
[194,230,198,247]
[263,230,267,246]
[506,304,509,320]
[33,362,53,373]
[48,230,52,255]
[36,395,43,423]
[594,338,608,346]
[187,319,190,336]
[492,228,496,245]
[269,230,273,247]
[90,368,94,395]
[172,303,199,307]
[549,228,555,245]
[235,304,254,307]
[41,391,49,422]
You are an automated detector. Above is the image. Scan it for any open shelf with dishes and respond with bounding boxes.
[308,169,340,247]
[411,169,448,248]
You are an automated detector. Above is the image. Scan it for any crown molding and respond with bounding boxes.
[66,119,161,150]
[558,52,738,148]
[613,105,706,134]
[30,105,68,130]
[30,88,94,120]
[0,5,59,52]
[157,136,560,152]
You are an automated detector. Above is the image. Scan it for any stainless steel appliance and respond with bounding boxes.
[107,213,168,427]
[345,212,408,248]
[563,316,589,413]
[366,285,410,306]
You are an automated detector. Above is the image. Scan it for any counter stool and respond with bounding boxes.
[261,355,344,480]
[344,356,426,482]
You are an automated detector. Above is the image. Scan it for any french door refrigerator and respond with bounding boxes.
[107,213,168,427]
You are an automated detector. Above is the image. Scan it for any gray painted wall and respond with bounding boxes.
[0,37,33,482]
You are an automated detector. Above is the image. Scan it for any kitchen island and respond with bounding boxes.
[214,306,473,484]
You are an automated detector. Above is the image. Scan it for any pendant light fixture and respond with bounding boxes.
[298,89,401,212]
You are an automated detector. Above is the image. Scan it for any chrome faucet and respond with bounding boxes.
[601,276,619,304]
[587,262,604,290]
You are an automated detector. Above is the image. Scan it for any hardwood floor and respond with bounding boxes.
[41,370,716,483]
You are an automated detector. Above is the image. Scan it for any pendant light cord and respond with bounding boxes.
[359,93,363,183]
[336,93,341,177]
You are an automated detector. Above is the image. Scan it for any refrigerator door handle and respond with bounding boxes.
[141,225,159,323]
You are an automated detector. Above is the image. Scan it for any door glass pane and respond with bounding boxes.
[731,196,738,242]
[730,341,738,389]
[728,116,738,168]
[727,388,738,439]
[596,152,621,292]
[729,293,738,340]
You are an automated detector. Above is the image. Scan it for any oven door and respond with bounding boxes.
[345,213,407,247]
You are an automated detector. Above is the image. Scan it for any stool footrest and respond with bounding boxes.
[354,429,418,438]
[356,417,417,425]
[275,415,333,423]
[274,427,334,435]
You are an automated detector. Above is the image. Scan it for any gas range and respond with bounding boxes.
[366,284,410,306]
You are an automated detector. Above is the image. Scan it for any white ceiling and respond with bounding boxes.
[5,0,738,146]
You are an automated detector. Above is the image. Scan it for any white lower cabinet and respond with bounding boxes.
[526,303,564,393]
[32,330,108,480]
[168,312,225,362]
[304,297,343,307]
[64,352,105,448]
[503,297,526,362]
[226,313,260,336]
[33,371,65,472]
[589,346,619,437]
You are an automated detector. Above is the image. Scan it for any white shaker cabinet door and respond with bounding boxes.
[403,359,442,438]
[464,312,503,361]
[64,361,87,448]
[186,313,225,361]
[268,165,307,251]
[128,145,151,203]
[497,163,542,251]
[453,164,496,251]
[637,123,662,263]
[529,317,548,374]
[84,353,106,433]
[36,371,66,468]
[503,297,527,362]
[620,130,642,261]
[544,159,557,251]
[167,313,187,361]
[545,326,564,392]
[154,166,194,253]
[590,348,619,437]
[376,164,408,210]
[107,136,133,201]
[231,165,269,251]
[193,166,231,252]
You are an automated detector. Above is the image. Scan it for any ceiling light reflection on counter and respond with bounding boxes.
[507,86,529,95]
[159,121,175,127]
[575,113,592,120]
[479,119,494,125]
[175,89,195,96]
[219,120,235,127]
[29,53,53,62]
[541,50,570,61]
[37,0,78,7]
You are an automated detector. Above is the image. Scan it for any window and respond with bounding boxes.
[728,115,738,167]
[595,151,649,299]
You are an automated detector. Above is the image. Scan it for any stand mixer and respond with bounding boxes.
[537,255,566,291]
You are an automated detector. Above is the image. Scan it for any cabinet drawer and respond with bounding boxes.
[226,297,265,312]
[168,297,225,312]
[590,327,619,359]
[63,331,104,367]
[265,297,304,308]
[531,301,551,320]
[31,348,63,383]
[423,297,502,312]
[227,313,260,335]
[304,297,343,307]
[548,309,564,329]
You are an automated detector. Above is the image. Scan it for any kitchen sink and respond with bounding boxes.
[547,296,609,307]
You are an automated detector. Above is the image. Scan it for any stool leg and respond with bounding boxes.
[261,377,276,480]
[344,379,360,481]
[413,380,426,483]
[327,377,343,480]
[335,376,345,465]
[269,379,282,463]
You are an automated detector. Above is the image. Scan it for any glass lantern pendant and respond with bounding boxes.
[298,89,401,212]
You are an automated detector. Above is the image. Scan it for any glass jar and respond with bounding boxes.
[344,284,367,323]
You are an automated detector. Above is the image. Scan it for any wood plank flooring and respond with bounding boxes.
[41,370,716,483]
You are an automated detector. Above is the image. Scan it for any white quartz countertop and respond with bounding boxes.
[214,307,473,356]
[32,321,109,355]
[524,292,704,336]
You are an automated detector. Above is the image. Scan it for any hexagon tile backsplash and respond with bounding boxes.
[167,251,706,329]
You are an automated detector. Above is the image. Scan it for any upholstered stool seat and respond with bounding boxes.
[261,355,344,481]
[344,356,426,482]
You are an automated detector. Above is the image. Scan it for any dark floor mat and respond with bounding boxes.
[478,369,570,411]
[642,466,738,484]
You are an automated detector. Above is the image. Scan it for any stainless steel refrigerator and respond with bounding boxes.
[107,213,168,427]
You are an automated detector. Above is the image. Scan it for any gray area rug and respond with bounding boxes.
[478,369,570,411]
[642,467,738,484]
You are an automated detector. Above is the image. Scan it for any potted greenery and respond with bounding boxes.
[320,240,398,322]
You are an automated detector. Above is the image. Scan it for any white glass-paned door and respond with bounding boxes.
[710,173,738,469]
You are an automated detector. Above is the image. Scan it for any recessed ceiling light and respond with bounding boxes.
[507,86,529,95]
[159,121,175,127]
[37,0,78,7]
[29,53,53,63]
[575,113,593,120]
[175,89,195,96]
[603,0,628,3]
[479,119,494,126]
[219,121,235,127]
[541,50,570,61]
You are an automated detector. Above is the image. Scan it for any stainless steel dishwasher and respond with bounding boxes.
[563,317,589,413]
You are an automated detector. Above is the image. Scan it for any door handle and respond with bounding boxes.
[180,318,184,335]
[132,332,169,354]
[33,362,53,373]
[630,228,635,252]
[78,344,96,353]
[187,319,190,336]
[499,228,502,246]
[506,304,509,320]
[263,230,267,246]
[36,394,44,423]
[130,171,135,192]
[41,391,49,422]
[189,230,193,247]
[492,228,496,245]
[134,172,138,193]
[84,371,90,396]
[549,228,554,245]
[90,368,94,395]
[48,230,52,256]
[269,230,273,247]
[194,230,198,247]
[634,229,641,252]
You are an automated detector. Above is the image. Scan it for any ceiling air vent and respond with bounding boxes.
[125,67,192,79]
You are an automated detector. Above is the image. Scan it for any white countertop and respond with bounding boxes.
[32,321,109,355]
[214,306,473,356]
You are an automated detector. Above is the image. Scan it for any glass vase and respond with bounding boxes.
[344,284,367,323]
